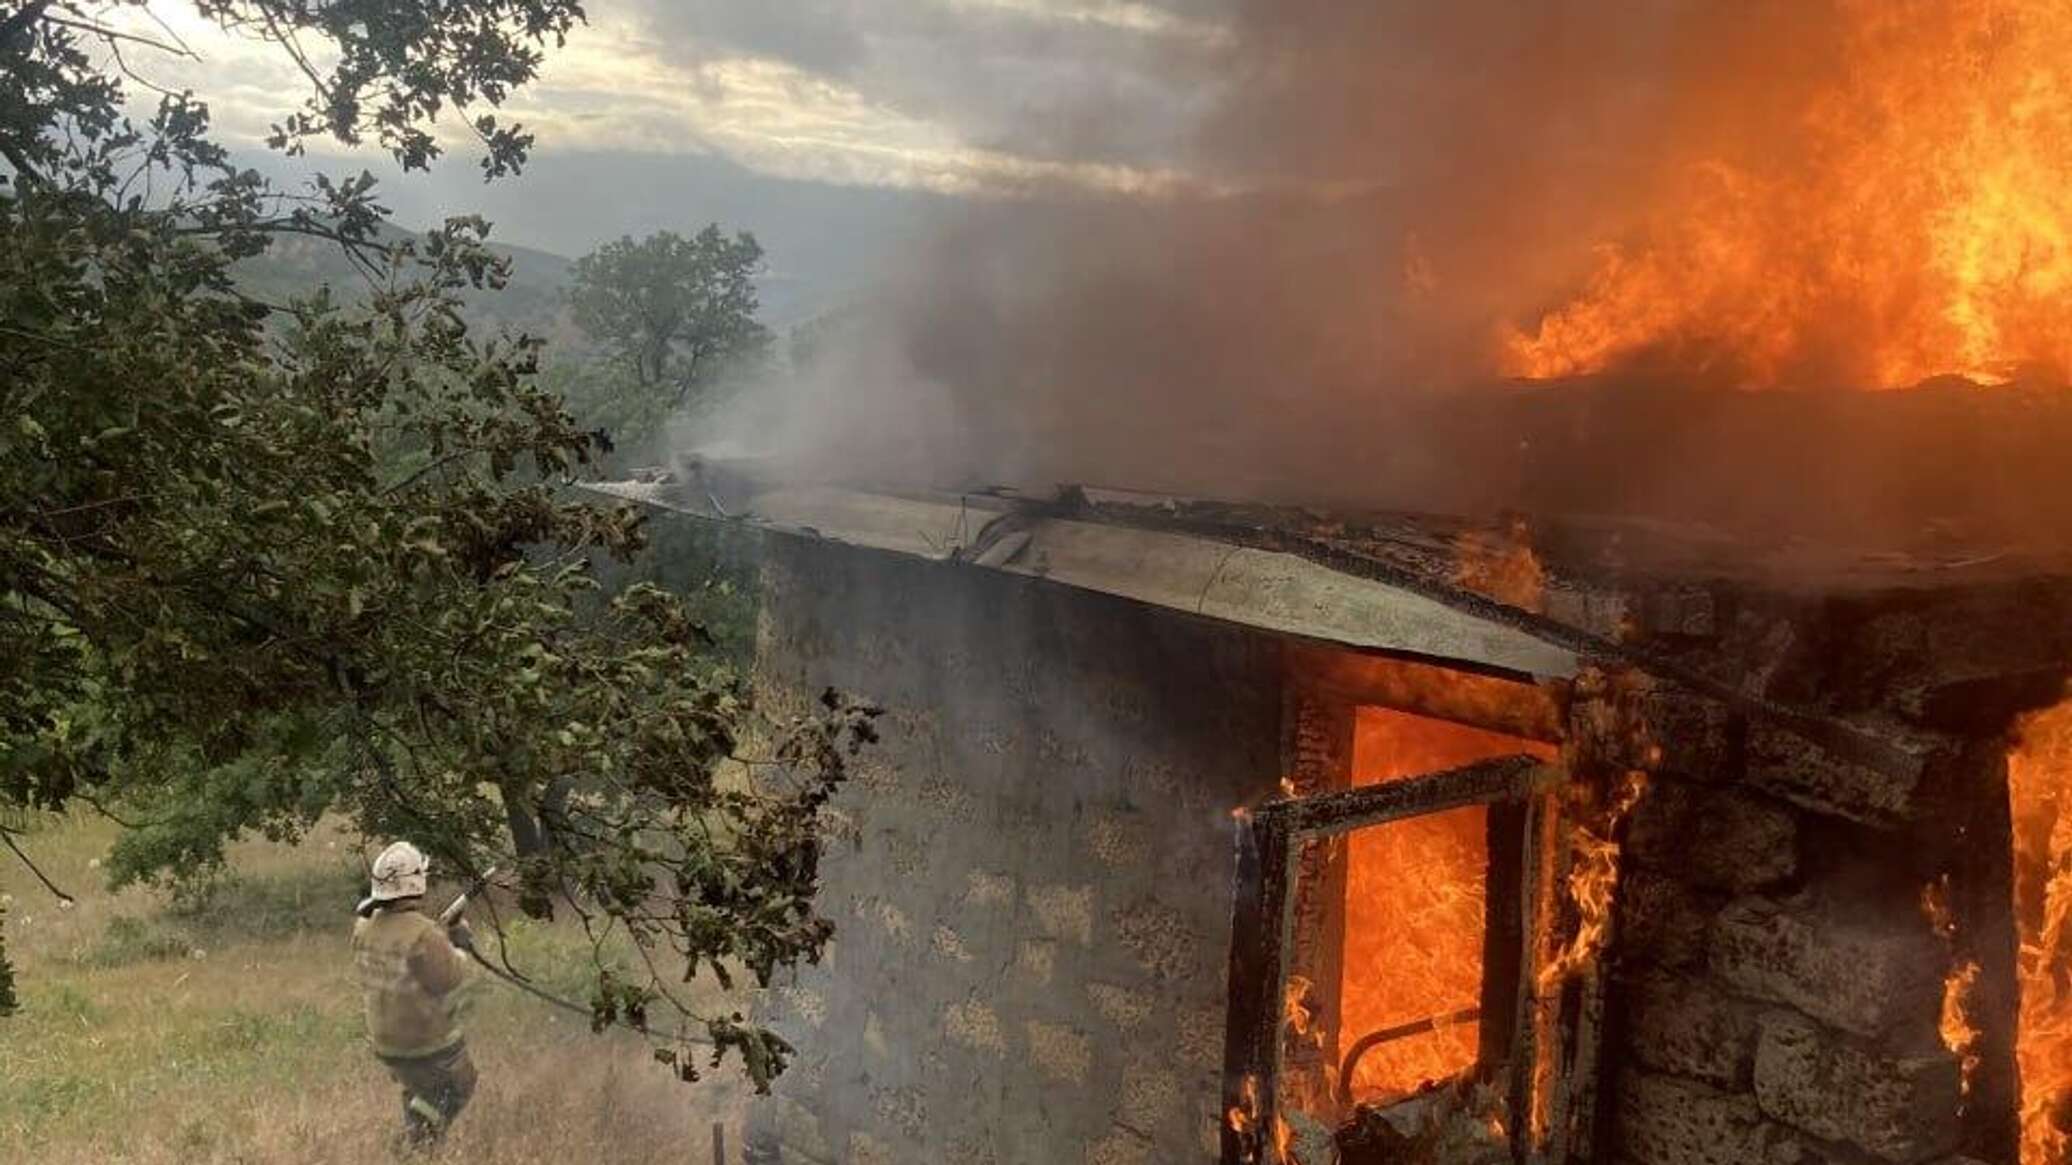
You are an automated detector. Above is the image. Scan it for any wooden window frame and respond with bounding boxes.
[1220,747,1586,1165]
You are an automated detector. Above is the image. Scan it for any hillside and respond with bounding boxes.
[234,223,831,348]
[233,226,581,344]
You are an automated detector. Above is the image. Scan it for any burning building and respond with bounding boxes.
[572,8,2072,1160]
[587,461,2072,1165]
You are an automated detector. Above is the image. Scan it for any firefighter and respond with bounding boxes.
[352,841,479,1151]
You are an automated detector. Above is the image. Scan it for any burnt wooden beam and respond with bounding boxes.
[1282,684,1354,1106]
[1288,644,1567,743]
[1254,754,1557,837]
[1956,747,2020,1165]
[1510,794,1566,1164]
[1481,801,1530,1071]
[1221,811,1286,1165]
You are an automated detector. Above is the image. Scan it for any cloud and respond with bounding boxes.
[505,48,1223,197]
[623,0,1234,172]
[102,0,1235,199]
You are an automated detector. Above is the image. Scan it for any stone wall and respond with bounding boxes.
[1592,582,2039,1165]
[744,536,1285,1163]
[701,510,2066,1165]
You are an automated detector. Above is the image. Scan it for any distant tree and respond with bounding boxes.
[0,0,873,1088]
[787,305,860,375]
[568,228,773,407]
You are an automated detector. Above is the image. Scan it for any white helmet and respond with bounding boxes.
[369,841,429,903]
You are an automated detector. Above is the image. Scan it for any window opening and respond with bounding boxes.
[1223,682,1575,1165]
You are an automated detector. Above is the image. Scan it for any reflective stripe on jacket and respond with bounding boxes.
[351,906,471,1059]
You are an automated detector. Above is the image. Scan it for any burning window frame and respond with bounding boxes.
[1221,657,1612,1165]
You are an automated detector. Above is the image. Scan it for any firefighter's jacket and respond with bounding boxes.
[351,906,474,1059]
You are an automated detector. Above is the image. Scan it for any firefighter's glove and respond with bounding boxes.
[447,920,477,957]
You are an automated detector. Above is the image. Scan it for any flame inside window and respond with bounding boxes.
[1338,708,1558,1104]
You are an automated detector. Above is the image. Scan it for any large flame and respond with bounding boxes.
[1340,707,1558,1103]
[2014,696,2072,1165]
[1504,0,2072,389]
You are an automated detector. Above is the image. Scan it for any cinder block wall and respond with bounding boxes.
[746,537,1284,1164]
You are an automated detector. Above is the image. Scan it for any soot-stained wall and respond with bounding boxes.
[745,536,1285,1164]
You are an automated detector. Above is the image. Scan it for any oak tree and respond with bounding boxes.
[0,0,871,1087]
[568,227,773,405]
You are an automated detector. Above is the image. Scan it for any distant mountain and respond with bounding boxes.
[221,146,929,347]
[233,222,832,352]
[233,225,582,345]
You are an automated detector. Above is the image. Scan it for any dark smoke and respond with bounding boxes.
[715,1,2072,555]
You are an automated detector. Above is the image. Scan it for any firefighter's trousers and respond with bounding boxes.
[377,1039,478,1148]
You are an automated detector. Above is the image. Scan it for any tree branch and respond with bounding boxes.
[43,13,195,58]
[252,2,331,101]
[75,792,155,831]
[0,826,76,905]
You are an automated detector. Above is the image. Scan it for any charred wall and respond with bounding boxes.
[1581,577,2072,1165]
[744,534,1284,1164]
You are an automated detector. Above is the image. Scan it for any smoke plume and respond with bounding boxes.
[712,1,2072,553]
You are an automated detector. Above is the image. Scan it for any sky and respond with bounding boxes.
[110,0,1236,303]
[92,1,2056,539]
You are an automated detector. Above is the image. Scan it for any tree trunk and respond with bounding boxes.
[499,776,547,859]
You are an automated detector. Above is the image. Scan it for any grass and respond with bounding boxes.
[1,814,750,1163]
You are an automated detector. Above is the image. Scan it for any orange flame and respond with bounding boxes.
[1539,772,1648,991]
[2012,696,2072,1165]
[1922,878,1983,1098]
[1227,1073,1261,1159]
[1272,1115,1299,1165]
[1945,960,1984,1097]
[1340,707,1558,1104]
[1453,517,1546,613]
[1505,1,2072,389]
[1284,974,1320,1045]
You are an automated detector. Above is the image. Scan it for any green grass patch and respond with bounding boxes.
[79,860,362,969]
[4,813,746,1164]
[5,1072,109,1127]
[166,861,363,942]
[36,981,107,1026]
[81,916,194,968]
[211,1004,337,1052]
[480,915,638,1004]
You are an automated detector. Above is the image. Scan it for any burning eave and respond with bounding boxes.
[584,457,2072,801]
